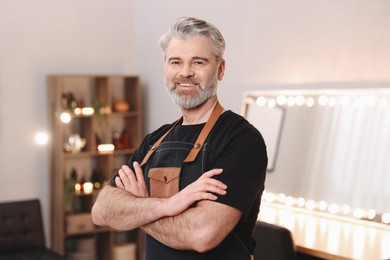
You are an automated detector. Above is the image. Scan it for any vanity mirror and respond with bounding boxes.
[242,87,390,223]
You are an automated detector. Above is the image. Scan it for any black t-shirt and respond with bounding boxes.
[110,110,268,259]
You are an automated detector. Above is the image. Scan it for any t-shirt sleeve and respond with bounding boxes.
[211,128,267,217]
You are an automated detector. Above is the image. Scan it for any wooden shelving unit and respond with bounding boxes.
[47,75,144,260]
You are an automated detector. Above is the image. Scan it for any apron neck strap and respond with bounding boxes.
[139,118,181,167]
[140,101,223,166]
[183,101,223,162]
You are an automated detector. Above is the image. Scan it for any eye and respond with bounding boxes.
[194,60,205,65]
[169,60,181,65]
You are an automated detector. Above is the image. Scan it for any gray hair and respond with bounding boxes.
[159,17,226,63]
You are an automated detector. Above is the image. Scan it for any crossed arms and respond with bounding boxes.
[91,162,242,252]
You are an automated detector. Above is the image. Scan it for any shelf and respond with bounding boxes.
[63,148,136,159]
[48,75,143,260]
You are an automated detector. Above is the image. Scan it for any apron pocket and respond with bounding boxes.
[148,167,180,198]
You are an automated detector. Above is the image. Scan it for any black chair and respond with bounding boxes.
[253,221,296,260]
[0,199,65,260]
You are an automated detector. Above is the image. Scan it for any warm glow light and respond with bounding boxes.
[381,231,390,259]
[296,197,305,207]
[60,112,72,123]
[367,209,376,220]
[251,92,390,112]
[81,107,94,115]
[94,182,101,189]
[353,208,365,219]
[277,193,286,203]
[304,216,316,248]
[342,204,351,215]
[83,182,94,194]
[35,132,49,145]
[306,97,315,107]
[284,196,295,207]
[75,183,81,194]
[351,226,365,259]
[318,95,329,106]
[256,96,267,107]
[260,191,389,225]
[73,107,94,115]
[276,95,287,106]
[267,98,276,108]
[328,203,340,214]
[260,205,276,223]
[287,96,295,107]
[327,222,341,254]
[98,144,115,153]
[319,201,328,211]
[295,95,305,106]
[305,200,316,210]
[381,213,390,224]
[74,107,82,115]
[264,192,276,203]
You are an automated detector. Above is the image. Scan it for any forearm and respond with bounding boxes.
[91,185,167,230]
[141,201,241,252]
[142,206,205,250]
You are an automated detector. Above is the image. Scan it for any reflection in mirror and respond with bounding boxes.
[242,88,390,224]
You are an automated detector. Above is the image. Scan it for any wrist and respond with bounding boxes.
[151,198,170,218]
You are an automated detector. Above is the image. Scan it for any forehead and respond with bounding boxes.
[165,37,215,59]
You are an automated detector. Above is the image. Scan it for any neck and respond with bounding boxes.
[181,97,219,125]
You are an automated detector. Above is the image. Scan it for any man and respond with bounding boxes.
[92,16,268,260]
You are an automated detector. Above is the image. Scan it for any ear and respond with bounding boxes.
[217,59,225,81]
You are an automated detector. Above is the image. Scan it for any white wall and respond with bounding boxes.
[133,0,390,132]
[1,0,390,244]
[0,0,136,241]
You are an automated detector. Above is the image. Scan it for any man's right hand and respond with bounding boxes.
[162,168,227,217]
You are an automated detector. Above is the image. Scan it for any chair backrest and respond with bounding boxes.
[0,199,46,254]
[253,221,296,260]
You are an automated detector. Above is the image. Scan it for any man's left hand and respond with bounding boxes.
[115,161,149,197]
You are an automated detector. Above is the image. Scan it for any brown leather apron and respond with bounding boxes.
[140,101,223,198]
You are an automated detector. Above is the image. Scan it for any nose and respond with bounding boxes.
[179,63,195,78]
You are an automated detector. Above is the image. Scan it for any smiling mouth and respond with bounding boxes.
[178,83,196,87]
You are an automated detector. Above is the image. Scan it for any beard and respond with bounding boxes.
[165,74,218,109]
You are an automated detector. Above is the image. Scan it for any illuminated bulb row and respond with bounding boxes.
[73,107,94,116]
[255,95,389,108]
[74,182,94,194]
[59,107,95,124]
[262,191,388,224]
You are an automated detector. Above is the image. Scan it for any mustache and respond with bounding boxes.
[174,78,200,84]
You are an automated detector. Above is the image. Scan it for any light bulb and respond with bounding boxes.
[35,132,49,145]
[60,112,71,123]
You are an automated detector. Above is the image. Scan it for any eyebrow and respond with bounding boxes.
[167,56,209,62]
[193,56,209,62]
[167,57,180,62]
